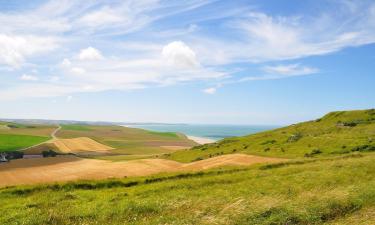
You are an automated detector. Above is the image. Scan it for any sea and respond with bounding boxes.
[124,124,279,141]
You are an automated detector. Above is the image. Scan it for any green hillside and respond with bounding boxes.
[0,122,56,152]
[1,153,375,224]
[167,109,375,162]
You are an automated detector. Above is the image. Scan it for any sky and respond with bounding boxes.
[0,0,374,125]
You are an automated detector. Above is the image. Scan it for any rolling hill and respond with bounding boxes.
[0,121,197,160]
[1,109,375,224]
[167,109,375,162]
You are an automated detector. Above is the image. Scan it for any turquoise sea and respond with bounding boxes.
[125,124,279,141]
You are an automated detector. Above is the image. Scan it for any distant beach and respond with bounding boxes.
[122,124,278,144]
[187,135,216,145]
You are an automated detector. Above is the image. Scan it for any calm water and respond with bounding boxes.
[124,124,279,141]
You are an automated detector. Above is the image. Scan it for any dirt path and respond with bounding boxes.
[19,125,61,151]
[51,125,61,139]
[0,154,286,187]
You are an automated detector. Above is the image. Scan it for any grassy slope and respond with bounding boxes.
[167,109,375,162]
[1,153,375,224]
[56,124,196,159]
[0,122,55,152]
[0,134,49,152]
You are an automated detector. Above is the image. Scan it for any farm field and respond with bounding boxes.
[55,124,196,157]
[0,134,50,152]
[1,153,374,224]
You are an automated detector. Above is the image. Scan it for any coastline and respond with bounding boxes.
[187,135,216,145]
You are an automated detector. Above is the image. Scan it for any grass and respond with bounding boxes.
[0,122,57,137]
[61,124,93,131]
[167,109,375,162]
[1,153,375,224]
[0,134,49,152]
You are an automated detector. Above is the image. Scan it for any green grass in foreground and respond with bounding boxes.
[168,109,375,162]
[1,153,375,224]
[0,134,49,152]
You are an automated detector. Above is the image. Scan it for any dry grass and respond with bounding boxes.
[52,137,114,154]
[0,154,285,187]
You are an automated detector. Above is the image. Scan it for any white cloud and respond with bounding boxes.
[78,47,103,60]
[263,64,318,76]
[71,67,86,75]
[1,0,375,100]
[66,95,73,102]
[0,34,58,67]
[162,41,199,68]
[61,58,72,67]
[203,87,216,94]
[77,7,123,27]
[20,74,38,81]
[49,76,60,82]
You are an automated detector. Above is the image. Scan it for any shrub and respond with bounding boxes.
[351,145,375,152]
[4,151,24,160]
[42,150,58,158]
[287,133,303,143]
[261,140,277,145]
[304,149,322,157]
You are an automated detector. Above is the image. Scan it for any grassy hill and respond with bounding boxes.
[167,109,375,162]
[1,153,375,224]
[1,109,375,224]
[0,122,56,152]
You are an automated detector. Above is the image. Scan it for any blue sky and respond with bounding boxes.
[0,0,374,124]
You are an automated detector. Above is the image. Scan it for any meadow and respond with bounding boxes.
[1,153,374,224]
[167,109,375,162]
[0,134,49,152]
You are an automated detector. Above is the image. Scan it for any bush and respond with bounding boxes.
[4,151,24,160]
[261,140,277,145]
[351,145,375,152]
[42,150,58,158]
[287,133,303,143]
[304,149,322,157]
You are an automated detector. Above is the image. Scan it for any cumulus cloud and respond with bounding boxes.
[71,67,86,75]
[203,87,216,94]
[20,74,38,81]
[78,47,103,60]
[2,0,375,100]
[61,58,72,67]
[162,41,199,68]
[0,34,58,67]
